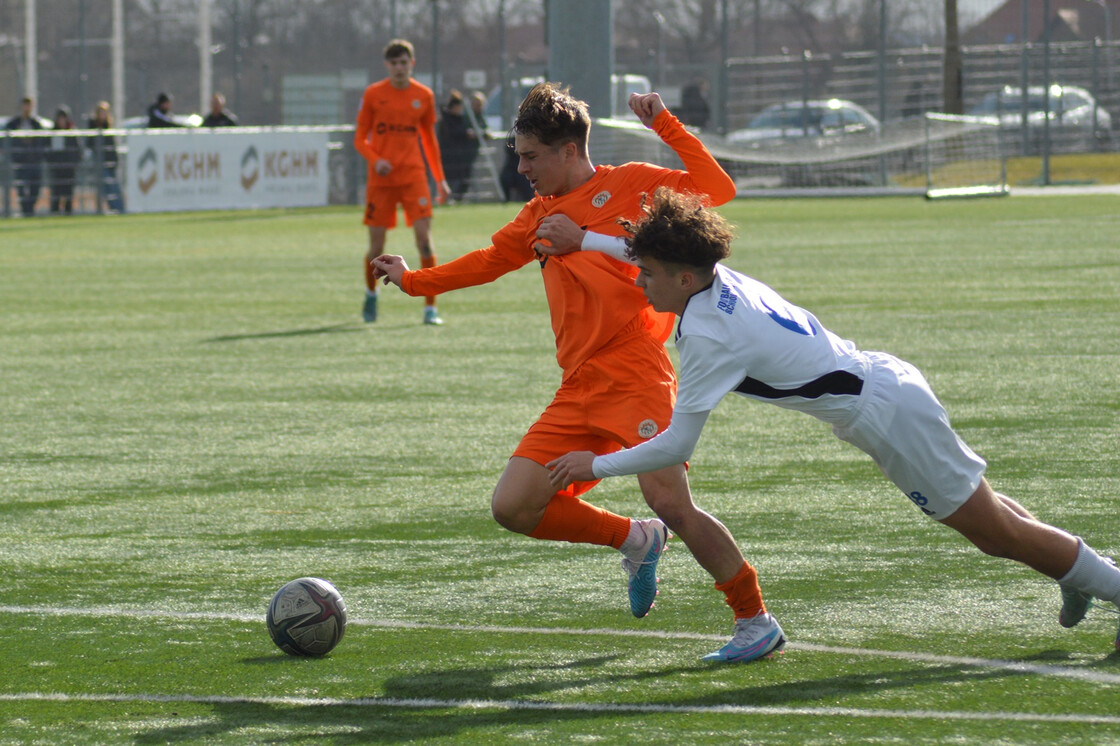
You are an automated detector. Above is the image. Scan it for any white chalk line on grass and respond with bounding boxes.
[4,604,1120,688]
[2,691,1119,726]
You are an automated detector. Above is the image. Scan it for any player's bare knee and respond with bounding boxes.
[640,487,692,529]
[490,503,527,534]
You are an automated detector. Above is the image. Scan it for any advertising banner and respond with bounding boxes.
[124,130,329,212]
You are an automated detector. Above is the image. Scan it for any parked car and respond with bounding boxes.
[969,84,1111,152]
[727,99,880,145]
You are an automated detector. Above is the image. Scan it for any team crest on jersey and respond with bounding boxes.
[638,419,659,439]
[591,191,611,208]
[412,99,422,109]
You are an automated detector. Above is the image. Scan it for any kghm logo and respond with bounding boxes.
[241,146,260,191]
[137,147,159,194]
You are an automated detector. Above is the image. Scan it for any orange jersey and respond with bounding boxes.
[400,111,735,377]
[354,79,445,186]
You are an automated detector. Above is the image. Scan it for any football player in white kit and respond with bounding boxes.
[542,186,1120,661]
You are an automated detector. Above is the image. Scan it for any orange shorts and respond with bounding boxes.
[513,327,677,498]
[363,180,433,228]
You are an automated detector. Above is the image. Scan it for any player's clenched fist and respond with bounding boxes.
[372,254,409,287]
[629,92,667,127]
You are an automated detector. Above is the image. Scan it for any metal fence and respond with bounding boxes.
[720,38,1118,153]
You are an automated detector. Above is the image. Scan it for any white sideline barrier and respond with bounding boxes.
[124,129,329,213]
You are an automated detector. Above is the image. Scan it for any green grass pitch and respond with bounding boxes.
[2,195,1119,744]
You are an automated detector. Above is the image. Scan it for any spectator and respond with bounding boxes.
[468,90,488,133]
[437,90,475,203]
[147,93,182,128]
[4,96,47,216]
[47,106,82,215]
[678,79,711,130]
[902,82,926,119]
[201,93,238,127]
[87,100,125,213]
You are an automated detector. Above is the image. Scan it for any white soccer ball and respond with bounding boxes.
[266,577,347,656]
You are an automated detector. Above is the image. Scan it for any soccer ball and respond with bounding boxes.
[266,577,347,656]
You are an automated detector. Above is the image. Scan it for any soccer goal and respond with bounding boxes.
[587,113,1008,200]
[920,113,1009,199]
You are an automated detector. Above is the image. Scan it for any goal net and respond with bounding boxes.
[585,113,1007,199]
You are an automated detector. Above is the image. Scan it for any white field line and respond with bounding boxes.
[1,691,1119,726]
[3,604,1120,688]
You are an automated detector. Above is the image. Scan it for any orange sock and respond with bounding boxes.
[420,254,438,306]
[528,493,631,549]
[715,561,766,620]
[364,256,379,292]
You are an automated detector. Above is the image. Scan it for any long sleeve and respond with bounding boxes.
[418,106,446,184]
[400,243,531,297]
[353,99,380,164]
[592,409,711,478]
[652,110,737,206]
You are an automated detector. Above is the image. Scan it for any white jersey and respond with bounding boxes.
[674,264,868,424]
[593,263,986,518]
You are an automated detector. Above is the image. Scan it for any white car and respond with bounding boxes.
[727,99,880,145]
[969,84,1111,152]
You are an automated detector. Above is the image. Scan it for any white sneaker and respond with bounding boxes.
[621,518,668,618]
[703,612,786,663]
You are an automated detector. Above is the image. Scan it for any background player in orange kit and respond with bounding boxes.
[354,38,451,325]
[374,84,773,640]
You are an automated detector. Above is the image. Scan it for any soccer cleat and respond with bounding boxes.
[703,612,786,663]
[423,306,443,326]
[621,518,668,618]
[1058,584,1092,629]
[361,294,378,323]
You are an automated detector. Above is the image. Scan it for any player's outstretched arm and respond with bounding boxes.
[372,255,408,288]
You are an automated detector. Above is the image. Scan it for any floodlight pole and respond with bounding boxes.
[1041,0,1051,185]
[1020,0,1030,155]
[112,0,123,121]
[24,0,37,103]
[877,0,887,125]
[200,0,212,114]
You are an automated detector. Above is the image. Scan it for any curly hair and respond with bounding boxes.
[621,187,734,269]
[512,82,590,149]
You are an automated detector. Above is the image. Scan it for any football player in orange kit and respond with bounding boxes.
[354,39,451,325]
[375,84,773,647]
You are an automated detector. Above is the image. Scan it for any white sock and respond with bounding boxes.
[366,289,379,298]
[619,520,646,557]
[1058,538,1120,605]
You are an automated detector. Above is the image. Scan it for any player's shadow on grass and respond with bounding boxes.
[204,323,371,342]
[132,655,637,745]
[129,651,1079,744]
[204,320,425,342]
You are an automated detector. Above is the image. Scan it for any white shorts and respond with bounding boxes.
[832,352,986,520]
